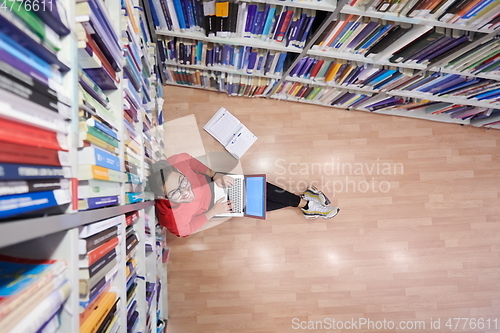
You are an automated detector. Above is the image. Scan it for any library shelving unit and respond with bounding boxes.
[151,0,500,130]
[0,0,169,331]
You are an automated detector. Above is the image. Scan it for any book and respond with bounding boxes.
[81,118,118,141]
[78,215,124,238]
[390,29,444,63]
[125,192,144,204]
[80,292,117,333]
[365,24,412,56]
[0,141,70,167]
[126,233,139,256]
[78,165,124,182]
[0,179,69,197]
[0,162,69,180]
[79,254,118,288]
[95,298,119,333]
[0,189,71,220]
[0,86,69,134]
[0,60,60,108]
[203,107,257,159]
[0,11,68,71]
[80,282,111,319]
[79,226,119,255]
[75,2,122,71]
[78,195,120,211]
[79,237,120,268]
[78,146,121,172]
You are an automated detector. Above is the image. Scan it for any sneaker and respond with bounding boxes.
[301,185,331,206]
[301,200,340,220]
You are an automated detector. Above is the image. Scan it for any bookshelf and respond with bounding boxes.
[151,0,500,129]
[0,202,154,249]
[0,0,169,331]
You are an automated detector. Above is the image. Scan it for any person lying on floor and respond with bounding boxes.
[148,153,340,237]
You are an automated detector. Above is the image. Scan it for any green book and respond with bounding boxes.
[306,87,322,100]
[476,59,500,74]
[463,48,500,71]
[86,126,119,148]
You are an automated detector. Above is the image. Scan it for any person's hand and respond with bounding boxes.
[210,197,232,216]
[214,174,234,188]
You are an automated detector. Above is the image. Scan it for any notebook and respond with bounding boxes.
[203,107,257,159]
[213,174,266,219]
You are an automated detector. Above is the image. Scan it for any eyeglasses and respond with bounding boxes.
[166,174,190,201]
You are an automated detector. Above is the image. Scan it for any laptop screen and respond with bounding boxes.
[245,175,266,219]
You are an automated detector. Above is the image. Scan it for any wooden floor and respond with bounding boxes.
[162,86,500,333]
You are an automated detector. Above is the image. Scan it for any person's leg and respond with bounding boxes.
[266,182,340,219]
[266,182,307,211]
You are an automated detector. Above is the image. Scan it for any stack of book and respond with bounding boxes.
[76,0,124,211]
[390,73,500,103]
[442,37,500,76]
[122,72,144,205]
[0,254,70,333]
[159,37,289,76]
[152,0,319,48]
[271,80,374,106]
[0,0,72,220]
[165,65,278,96]
[347,0,500,30]
[312,15,483,67]
[386,28,479,66]
[125,211,140,332]
[288,56,404,90]
[79,215,123,333]
[76,0,123,90]
[77,112,123,210]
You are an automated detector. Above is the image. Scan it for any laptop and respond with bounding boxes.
[213,174,266,219]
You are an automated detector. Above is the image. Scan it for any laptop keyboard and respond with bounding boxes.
[228,177,243,214]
